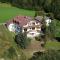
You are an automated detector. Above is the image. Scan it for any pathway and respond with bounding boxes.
[22,39,45,59]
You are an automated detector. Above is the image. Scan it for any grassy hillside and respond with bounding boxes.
[0,25,26,60]
[45,41,60,50]
[55,20,60,37]
[0,25,15,57]
[0,3,35,23]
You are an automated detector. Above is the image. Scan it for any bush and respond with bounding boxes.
[27,37,31,46]
[29,49,60,60]
[3,47,17,60]
[15,32,31,49]
[35,36,40,41]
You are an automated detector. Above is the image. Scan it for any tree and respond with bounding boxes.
[29,50,60,60]
[34,11,45,17]
[48,19,56,39]
[51,0,60,20]
[15,32,26,49]
[46,13,54,20]
[15,30,31,49]
[43,0,52,12]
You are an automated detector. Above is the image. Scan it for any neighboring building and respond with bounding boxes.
[35,16,52,26]
[6,16,42,38]
[45,17,51,26]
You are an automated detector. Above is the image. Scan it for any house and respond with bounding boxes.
[6,15,51,38]
[23,20,42,37]
[6,16,42,38]
[6,16,31,32]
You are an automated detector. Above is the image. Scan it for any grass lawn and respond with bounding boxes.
[55,20,60,37]
[45,41,60,50]
[0,3,35,23]
[0,25,42,59]
[0,25,26,60]
[0,25,15,54]
[0,25,13,57]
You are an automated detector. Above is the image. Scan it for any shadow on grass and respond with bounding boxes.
[55,37,60,42]
[0,1,35,11]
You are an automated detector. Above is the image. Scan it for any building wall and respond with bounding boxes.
[23,20,41,33]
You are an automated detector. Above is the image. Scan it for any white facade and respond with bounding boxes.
[7,19,41,38]
[23,20,41,38]
[27,30,40,38]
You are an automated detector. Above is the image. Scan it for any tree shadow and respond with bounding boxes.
[55,37,60,42]
[0,1,35,11]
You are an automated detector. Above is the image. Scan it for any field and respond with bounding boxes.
[45,41,60,50]
[55,20,60,37]
[0,25,27,60]
[0,3,35,23]
[0,25,14,57]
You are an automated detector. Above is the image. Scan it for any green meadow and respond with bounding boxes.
[0,3,35,23]
[45,41,60,50]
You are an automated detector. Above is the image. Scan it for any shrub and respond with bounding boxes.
[15,32,31,49]
[3,47,17,60]
[35,36,40,41]
[29,49,60,60]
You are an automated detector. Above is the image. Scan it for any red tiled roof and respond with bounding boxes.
[6,16,32,27]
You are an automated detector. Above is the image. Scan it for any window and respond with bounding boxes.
[32,22,35,25]
[30,28,31,29]
[36,21,39,24]
[32,27,35,30]
[24,28,27,31]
